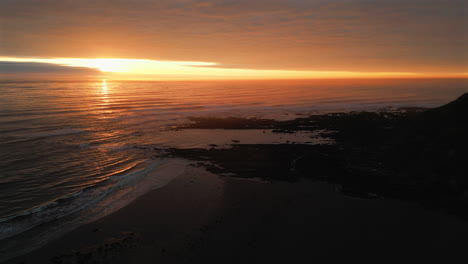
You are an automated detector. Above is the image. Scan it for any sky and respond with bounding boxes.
[0,0,467,79]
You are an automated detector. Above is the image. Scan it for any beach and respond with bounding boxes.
[6,92,468,263]
[9,166,468,263]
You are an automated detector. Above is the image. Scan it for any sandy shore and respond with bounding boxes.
[7,93,468,263]
[9,165,468,263]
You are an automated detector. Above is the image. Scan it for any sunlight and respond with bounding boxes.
[0,57,217,73]
[97,79,113,119]
[57,58,217,73]
[0,56,429,79]
[101,79,108,94]
[82,59,126,72]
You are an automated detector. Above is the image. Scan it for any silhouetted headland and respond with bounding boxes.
[170,92,468,217]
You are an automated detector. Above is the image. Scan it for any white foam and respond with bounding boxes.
[0,158,190,262]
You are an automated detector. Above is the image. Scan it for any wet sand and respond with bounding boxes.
[9,165,468,264]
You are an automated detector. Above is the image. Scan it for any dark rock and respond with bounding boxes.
[165,93,468,218]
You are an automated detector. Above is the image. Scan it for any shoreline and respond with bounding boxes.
[169,94,468,217]
[5,93,468,263]
[9,166,468,263]
[0,158,189,263]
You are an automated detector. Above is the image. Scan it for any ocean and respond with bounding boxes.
[0,78,467,260]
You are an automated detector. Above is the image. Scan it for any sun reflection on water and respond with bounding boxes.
[97,79,115,118]
[101,79,108,95]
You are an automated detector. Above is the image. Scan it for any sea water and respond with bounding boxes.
[0,78,467,261]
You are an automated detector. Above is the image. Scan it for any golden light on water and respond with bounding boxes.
[101,79,108,94]
[97,79,114,119]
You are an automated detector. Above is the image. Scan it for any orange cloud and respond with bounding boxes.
[0,0,466,76]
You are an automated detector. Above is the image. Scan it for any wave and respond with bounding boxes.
[0,159,149,239]
[0,158,189,262]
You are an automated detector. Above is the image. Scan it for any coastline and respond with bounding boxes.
[170,94,468,216]
[9,166,468,263]
[0,158,189,263]
[5,92,468,263]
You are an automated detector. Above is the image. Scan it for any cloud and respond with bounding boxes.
[0,0,466,73]
[0,61,101,74]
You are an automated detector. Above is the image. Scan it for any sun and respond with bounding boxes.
[65,59,129,72]
[84,60,124,72]
[54,58,216,74]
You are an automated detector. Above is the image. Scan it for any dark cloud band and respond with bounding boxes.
[0,62,100,74]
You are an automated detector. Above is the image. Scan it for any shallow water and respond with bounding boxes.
[0,78,467,261]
